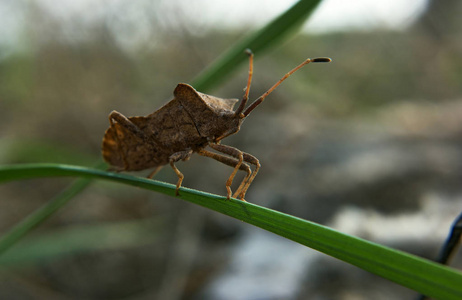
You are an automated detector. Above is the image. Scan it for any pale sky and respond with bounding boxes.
[0,0,429,52]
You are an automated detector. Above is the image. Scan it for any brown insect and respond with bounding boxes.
[102,50,331,201]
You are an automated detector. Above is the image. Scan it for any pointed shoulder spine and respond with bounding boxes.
[174,83,199,99]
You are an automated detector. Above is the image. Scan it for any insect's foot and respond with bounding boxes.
[226,187,232,200]
[232,190,241,199]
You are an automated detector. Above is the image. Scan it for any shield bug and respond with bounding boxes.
[102,50,331,201]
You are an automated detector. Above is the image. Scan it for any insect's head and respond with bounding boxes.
[233,49,331,120]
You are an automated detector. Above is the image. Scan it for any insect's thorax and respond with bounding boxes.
[145,99,206,150]
[174,87,243,142]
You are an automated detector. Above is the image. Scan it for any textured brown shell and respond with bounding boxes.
[102,84,240,171]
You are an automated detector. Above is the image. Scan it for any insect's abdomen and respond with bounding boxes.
[102,118,168,171]
[102,126,125,168]
[102,99,205,172]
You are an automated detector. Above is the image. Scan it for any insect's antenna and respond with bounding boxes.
[235,49,254,118]
[243,57,331,117]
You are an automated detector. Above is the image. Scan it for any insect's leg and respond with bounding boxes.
[169,149,193,196]
[197,149,251,201]
[208,143,260,200]
[207,144,245,198]
[147,166,163,179]
[234,152,260,200]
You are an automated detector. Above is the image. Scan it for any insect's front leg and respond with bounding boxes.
[208,143,260,201]
[233,152,260,200]
[197,149,251,201]
[169,149,193,196]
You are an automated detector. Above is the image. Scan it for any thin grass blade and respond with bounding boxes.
[0,163,461,299]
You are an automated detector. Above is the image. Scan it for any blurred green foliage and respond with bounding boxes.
[1,0,462,299]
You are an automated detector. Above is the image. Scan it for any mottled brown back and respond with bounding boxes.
[102,84,238,172]
[173,83,238,138]
[102,116,169,171]
[102,97,208,171]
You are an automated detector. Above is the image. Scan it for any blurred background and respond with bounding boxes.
[1,0,462,299]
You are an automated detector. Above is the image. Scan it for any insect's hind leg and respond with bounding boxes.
[169,149,193,196]
[147,166,163,179]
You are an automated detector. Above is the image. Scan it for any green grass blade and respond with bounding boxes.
[1,163,461,299]
[0,219,161,266]
[0,162,106,256]
[0,178,91,256]
[191,0,323,91]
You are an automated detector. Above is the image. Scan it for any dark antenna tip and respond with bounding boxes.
[312,57,332,63]
[245,49,253,56]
